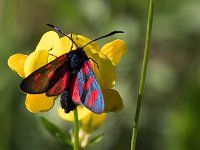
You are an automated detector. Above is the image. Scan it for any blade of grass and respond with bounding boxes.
[131,0,155,150]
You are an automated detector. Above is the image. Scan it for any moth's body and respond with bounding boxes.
[20,46,104,113]
[59,48,90,113]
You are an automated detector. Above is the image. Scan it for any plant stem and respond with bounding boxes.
[131,0,155,150]
[73,108,79,150]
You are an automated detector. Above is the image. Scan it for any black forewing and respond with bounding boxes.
[20,54,69,94]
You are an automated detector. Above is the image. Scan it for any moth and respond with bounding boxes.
[20,24,123,113]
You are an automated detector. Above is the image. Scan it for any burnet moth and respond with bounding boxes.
[20,24,124,114]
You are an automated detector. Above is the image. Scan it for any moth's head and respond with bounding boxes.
[76,47,84,51]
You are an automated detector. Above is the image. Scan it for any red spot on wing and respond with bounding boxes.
[47,71,54,78]
[34,74,41,81]
[47,72,69,96]
[57,55,67,61]
[82,63,89,75]
[88,90,99,107]
[33,74,43,91]
[86,61,93,70]
[83,76,94,90]
[71,77,81,104]
[46,64,52,68]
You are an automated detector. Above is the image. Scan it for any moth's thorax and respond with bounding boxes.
[68,48,88,74]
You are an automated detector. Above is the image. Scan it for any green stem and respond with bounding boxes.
[131,0,155,150]
[73,108,79,150]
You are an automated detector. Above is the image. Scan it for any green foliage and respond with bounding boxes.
[41,117,72,146]
[87,134,104,147]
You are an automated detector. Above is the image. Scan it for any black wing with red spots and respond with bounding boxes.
[20,54,70,95]
[71,61,104,113]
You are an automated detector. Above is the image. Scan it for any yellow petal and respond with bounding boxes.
[101,40,127,66]
[24,50,49,77]
[103,89,123,112]
[36,31,59,51]
[25,94,56,112]
[96,52,116,89]
[48,36,72,62]
[58,106,91,121]
[8,54,27,78]
[81,112,107,133]
[72,34,100,52]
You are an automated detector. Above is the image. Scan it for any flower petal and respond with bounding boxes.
[48,37,72,62]
[100,40,127,66]
[36,31,59,51]
[25,94,56,112]
[81,112,107,133]
[95,52,116,89]
[58,106,91,121]
[8,54,27,78]
[72,34,100,52]
[103,89,123,112]
[24,50,49,77]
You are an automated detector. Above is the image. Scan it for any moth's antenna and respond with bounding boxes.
[69,34,73,51]
[82,31,124,49]
[46,24,78,47]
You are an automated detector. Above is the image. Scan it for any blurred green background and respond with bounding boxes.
[1,0,200,150]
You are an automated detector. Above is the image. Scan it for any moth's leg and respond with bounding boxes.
[48,49,58,58]
[49,53,58,58]
[89,57,99,69]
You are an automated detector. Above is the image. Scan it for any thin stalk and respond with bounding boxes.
[73,108,79,150]
[131,0,155,150]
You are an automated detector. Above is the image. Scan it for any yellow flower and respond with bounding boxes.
[8,31,127,113]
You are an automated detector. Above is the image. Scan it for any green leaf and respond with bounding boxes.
[87,133,104,146]
[41,117,72,146]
